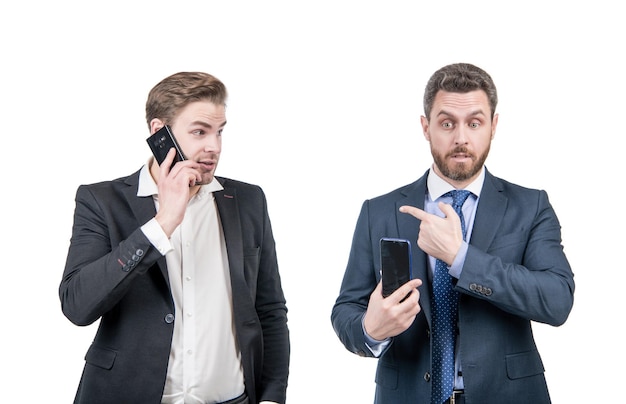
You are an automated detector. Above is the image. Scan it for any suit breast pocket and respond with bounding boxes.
[243,247,261,297]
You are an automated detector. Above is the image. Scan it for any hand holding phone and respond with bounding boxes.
[146,125,186,169]
[380,237,412,298]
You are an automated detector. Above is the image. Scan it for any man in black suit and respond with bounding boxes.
[60,72,290,404]
[331,63,574,403]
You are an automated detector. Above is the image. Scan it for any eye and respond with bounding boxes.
[442,122,453,129]
[469,122,480,129]
[192,129,205,136]
[217,129,224,136]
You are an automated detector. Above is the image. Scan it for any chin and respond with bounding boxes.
[197,175,215,185]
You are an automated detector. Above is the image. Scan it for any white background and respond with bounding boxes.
[1,1,623,402]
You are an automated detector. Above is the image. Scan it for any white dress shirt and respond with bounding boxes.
[138,164,245,404]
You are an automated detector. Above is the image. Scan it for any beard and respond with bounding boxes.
[431,144,490,182]
[195,170,216,186]
[195,177,214,186]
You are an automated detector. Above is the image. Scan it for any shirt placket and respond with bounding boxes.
[181,213,196,397]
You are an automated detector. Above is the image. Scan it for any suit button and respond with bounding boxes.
[484,287,493,296]
[122,265,130,272]
[135,249,144,257]
[164,314,174,324]
[423,372,431,382]
[469,283,477,291]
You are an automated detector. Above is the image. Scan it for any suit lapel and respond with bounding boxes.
[471,170,507,251]
[214,182,256,315]
[214,185,243,273]
[396,172,433,323]
[124,172,157,226]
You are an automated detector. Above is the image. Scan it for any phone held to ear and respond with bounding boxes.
[146,125,186,168]
[380,237,412,298]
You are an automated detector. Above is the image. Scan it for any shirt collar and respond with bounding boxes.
[426,165,485,201]
[137,159,224,198]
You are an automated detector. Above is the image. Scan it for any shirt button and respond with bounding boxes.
[187,349,193,355]
[186,276,192,281]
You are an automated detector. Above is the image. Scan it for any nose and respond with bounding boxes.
[454,126,469,145]
[203,133,222,153]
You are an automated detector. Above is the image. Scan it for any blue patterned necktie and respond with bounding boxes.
[431,190,472,404]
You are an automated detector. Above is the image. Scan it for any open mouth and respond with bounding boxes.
[199,161,216,170]
[449,149,473,161]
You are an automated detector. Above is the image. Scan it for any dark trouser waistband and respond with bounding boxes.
[217,392,248,404]
[443,389,465,404]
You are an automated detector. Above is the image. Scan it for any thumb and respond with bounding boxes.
[373,279,383,293]
[438,202,460,222]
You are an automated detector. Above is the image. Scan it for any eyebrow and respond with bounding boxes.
[437,109,486,119]
[191,120,228,129]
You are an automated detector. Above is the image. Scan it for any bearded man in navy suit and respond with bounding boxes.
[60,72,289,404]
[331,63,574,404]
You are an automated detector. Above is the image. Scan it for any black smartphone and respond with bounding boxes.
[380,237,412,298]
[146,125,186,168]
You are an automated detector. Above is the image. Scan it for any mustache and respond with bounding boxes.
[446,147,473,158]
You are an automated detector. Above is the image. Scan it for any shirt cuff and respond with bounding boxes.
[448,241,468,279]
[141,218,173,256]
[362,314,390,357]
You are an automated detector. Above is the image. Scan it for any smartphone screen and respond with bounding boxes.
[380,237,412,298]
[146,125,186,168]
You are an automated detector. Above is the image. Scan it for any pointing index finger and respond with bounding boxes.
[399,205,428,220]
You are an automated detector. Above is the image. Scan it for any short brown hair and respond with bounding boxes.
[423,63,498,120]
[145,72,228,128]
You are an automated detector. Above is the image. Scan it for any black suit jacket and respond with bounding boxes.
[60,169,290,404]
[331,169,574,404]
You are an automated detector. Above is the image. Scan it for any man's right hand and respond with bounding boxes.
[154,148,202,237]
[363,278,422,341]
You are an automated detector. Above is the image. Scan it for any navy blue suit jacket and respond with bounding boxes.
[60,170,289,404]
[331,169,574,404]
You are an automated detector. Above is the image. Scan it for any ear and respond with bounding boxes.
[491,113,499,139]
[149,118,165,135]
[420,115,430,141]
